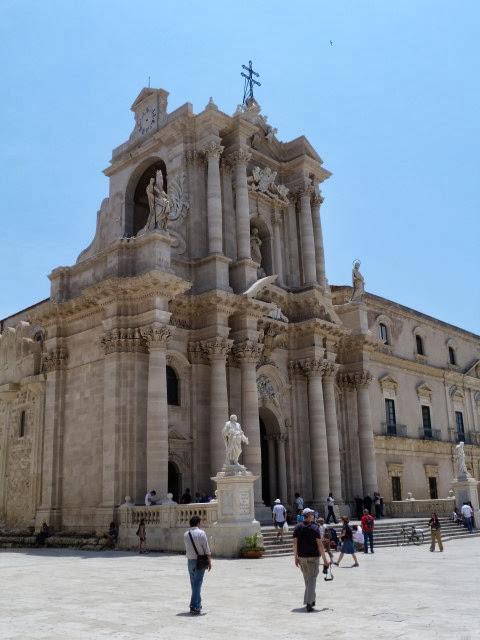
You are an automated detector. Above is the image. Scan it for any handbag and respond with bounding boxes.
[188,532,209,570]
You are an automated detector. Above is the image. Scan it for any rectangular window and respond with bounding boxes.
[416,335,424,355]
[428,477,438,500]
[385,399,396,434]
[379,323,388,343]
[421,405,431,430]
[455,411,465,438]
[392,476,402,501]
[449,347,456,365]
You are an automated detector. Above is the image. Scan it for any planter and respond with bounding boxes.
[241,550,264,559]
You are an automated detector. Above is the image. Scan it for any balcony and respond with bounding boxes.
[449,429,476,445]
[418,427,441,441]
[381,422,407,437]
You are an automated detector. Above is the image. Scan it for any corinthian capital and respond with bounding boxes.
[228,149,252,167]
[301,358,324,377]
[42,347,69,372]
[312,193,324,209]
[101,327,147,355]
[322,362,339,381]
[233,339,263,364]
[201,337,233,361]
[141,324,174,349]
[203,141,224,161]
[354,371,372,388]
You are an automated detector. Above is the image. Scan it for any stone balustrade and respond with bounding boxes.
[117,502,218,552]
[387,497,455,518]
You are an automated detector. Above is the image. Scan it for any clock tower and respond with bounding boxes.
[130,87,169,139]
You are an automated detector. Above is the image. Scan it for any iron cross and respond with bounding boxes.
[241,60,261,104]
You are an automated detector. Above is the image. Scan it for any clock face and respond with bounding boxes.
[137,107,156,135]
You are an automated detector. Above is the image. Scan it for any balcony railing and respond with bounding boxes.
[453,431,475,445]
[419,427,441,441]
[381,422,407,437]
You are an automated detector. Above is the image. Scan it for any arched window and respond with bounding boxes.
[448,346,456,365]
[415,334,424,356]
[166,366,179,406]
[379,323,389,344]
[19,411,26,438]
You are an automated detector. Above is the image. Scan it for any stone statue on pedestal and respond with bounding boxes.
[223,414,248,466]
[146,170,172,231]
[351,261,365,302]
[455,442,471,479]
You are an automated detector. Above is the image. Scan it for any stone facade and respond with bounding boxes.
[0,88,479,532]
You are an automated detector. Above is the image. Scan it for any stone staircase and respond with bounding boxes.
[261,517,480,557]
[0,529,110,551]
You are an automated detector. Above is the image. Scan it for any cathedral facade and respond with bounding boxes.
[1,88,479,531]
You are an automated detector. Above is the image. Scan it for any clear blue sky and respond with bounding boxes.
[1,1,479,334]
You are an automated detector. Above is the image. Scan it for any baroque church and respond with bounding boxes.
[1,87,479,531]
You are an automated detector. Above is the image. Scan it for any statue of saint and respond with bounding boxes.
[222,414,248,466]
[455,441,470,478]
[250,227,262,264]
[146,171,171,231]
[351,261,365,302]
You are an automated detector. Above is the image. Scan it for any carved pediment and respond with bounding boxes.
[168,427,189,441]
[416,383,433,400]
[379,374,398,392]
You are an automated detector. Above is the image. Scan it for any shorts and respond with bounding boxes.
[274,521,285,529]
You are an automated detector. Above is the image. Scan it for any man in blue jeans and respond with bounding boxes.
[184,515,212,614]
[361,509,375,553]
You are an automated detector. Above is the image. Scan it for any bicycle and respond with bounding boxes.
[396,524,424,546]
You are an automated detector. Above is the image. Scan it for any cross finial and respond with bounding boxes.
[241,60,261,104]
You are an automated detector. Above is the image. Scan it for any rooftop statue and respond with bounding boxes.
[351,261,365,303]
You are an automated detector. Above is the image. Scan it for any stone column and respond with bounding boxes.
[266,435,277,502]
[304,359,329,504]
[37,347,68,528]
[142,324,174,498]
[356,372,378,496]
[339,374,363,497]
[276,433,288,504]
[299,184,317,285]
[311,193,327,288]
[202,337,233,475]
[231,149,252,260]
[234,339,264,504]
[271,212,284,284]
[204,141,224,255]
[322,363,343,501]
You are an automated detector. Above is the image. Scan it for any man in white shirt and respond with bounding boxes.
[184,515,212,615]
[461,502,473,532]
[145,490,160,506]
[295,493,304,515]
[272,499,287,542]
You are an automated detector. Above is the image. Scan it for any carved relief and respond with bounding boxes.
[42,347,69,372]
[247,166,289,204]
[142,325,174,348]
[257,374,279,407]
[101,328,146,355]
[233,340,263,364]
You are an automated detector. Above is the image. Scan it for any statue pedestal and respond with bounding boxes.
[209,469,263,557]
[451,476,480,513]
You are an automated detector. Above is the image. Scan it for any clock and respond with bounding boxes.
[137,106,156,135]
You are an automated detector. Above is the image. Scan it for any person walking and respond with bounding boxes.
[325,492,337,524]
[361,509,375,554]
[272,498,287,542]
[292,508,330,612]
[461,502,474,532]
[428,512,443,552]
[334,516,359,567]
[183,515,212,615]
[137,518,147,554]
[294,492,304,515]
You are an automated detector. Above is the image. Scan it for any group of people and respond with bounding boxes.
[145,488,214,507]
[451,502,476,532]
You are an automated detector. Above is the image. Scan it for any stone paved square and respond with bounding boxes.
[1,537,478,640]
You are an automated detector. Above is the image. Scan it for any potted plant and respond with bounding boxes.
[240,532,265,558]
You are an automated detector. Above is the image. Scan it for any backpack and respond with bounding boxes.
[365,516,374,530]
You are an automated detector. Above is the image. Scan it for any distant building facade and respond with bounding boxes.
[0,88,479,531]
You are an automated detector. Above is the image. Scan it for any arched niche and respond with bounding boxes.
[250,216,273,276]
[125,159,168,237]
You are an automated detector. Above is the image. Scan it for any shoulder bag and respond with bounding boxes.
[188,531,210,570]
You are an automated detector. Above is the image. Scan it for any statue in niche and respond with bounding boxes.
[350,261,365,302]
[455,441,471,479]
[146,170,172,231]
[223,414,248,466]
[250,227,266,278]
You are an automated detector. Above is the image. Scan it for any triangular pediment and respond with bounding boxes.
[168,427,189,441]
[130,87,169,112]
[416,383,433,398]
[464,359,480,378]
